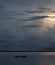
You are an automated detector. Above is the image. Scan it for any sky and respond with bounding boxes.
[0,0,55,51]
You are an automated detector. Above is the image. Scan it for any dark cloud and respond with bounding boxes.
[24,7,52,14]
[30,16,49,20]
[22,25,38,28]
[22,25,46,28]
[18,16,49,21]
[37,7,51,11]
[17,13,26,15]
[25,10,45,14]
[9,11,25,15]
[52,11,55,13]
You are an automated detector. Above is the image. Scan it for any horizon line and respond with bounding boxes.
[0,50,55,52]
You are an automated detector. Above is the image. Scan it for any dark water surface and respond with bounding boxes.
[0,52,55,65]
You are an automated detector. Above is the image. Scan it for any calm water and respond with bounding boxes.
[0,52,55,65]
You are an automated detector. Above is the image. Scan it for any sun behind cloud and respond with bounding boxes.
[42,15,55,28]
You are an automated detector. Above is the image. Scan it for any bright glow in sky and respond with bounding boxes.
[43,17,55,28]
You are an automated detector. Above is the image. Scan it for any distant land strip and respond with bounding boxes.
[0,50,55,52]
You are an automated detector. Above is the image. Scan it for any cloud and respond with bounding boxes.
[22,25,46,28]
[18,16,49,22]
[25,7,52,14]
[22,25,38,28]
[25,10,45,14]
[9,11,25,15]
[37,7,51,11]
[52,11,55,13]
[30,16,49,20]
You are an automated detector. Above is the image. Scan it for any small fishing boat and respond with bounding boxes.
[14,55,27,58]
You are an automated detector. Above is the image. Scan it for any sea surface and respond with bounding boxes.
[0,52,55,65]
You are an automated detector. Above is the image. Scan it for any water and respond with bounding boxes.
[0,52,55,65]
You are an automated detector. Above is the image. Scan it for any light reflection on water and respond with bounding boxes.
[0,52,55,65]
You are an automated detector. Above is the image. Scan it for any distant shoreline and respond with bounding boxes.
[0,50,55,52]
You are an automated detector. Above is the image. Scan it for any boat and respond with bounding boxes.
[14,55,27,58]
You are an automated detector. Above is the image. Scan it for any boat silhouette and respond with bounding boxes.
[14,55,27,58]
